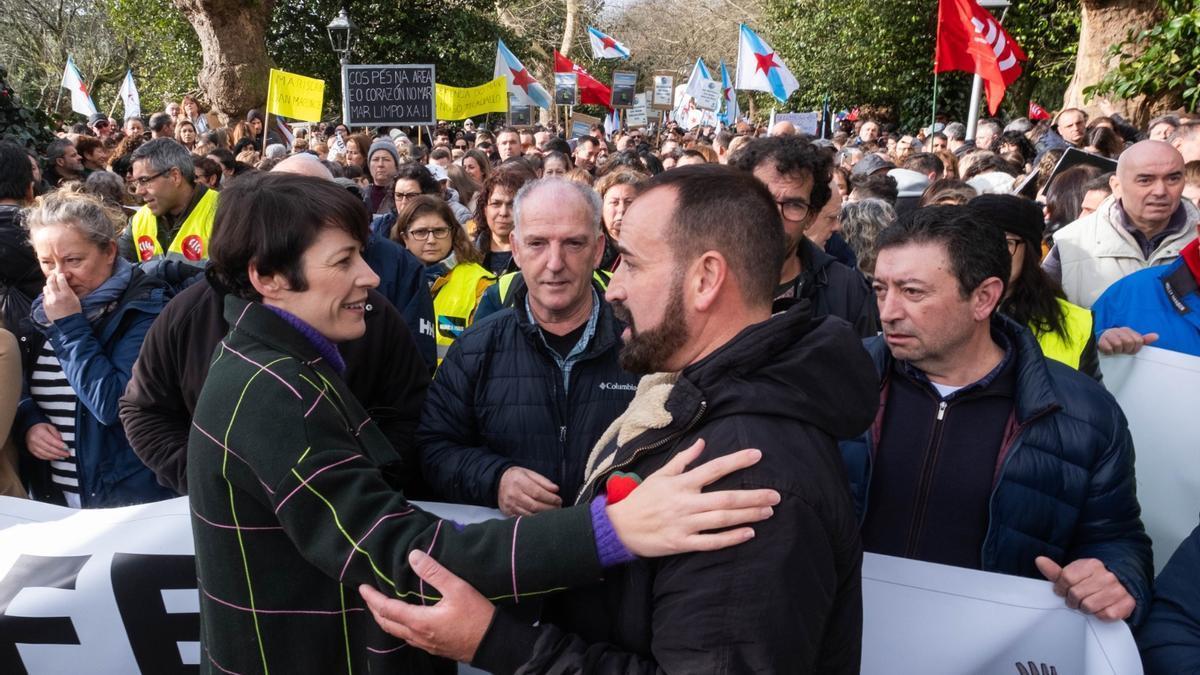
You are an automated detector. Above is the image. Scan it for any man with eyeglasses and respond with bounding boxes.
[120,138,218,266]
[730,136,880,337]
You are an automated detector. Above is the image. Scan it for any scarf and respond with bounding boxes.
[31,258,133,329]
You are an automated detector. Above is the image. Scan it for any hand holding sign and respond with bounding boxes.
[1035,556,1136,621]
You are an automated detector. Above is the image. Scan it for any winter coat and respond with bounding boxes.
[1137,519,1200,674]
[1092,252,1200,357]
[189,296,607,675]
[362,231,437,369]
[1051,195,1198,308]
[418,282,637,506]
[782,237,879,338]
[15,267,175,506]
[471,301,879,674]
[119,281,430,497]
[839,315,1154,625]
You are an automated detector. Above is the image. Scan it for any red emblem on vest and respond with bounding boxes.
[136,235,155,261]
[182,234,204,261]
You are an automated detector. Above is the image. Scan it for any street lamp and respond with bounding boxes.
[965,0,1011,142]
[327,8,357,127]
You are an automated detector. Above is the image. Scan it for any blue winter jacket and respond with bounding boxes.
[362,231,436,369]
[417,283,638,506]
[1137,518,1200,673]
[15,269,175,507]
[839,315,1154,625]
[1092,255,1200,357]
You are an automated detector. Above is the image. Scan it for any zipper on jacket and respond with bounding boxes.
[904,398,949,558]
[575,401,708,505]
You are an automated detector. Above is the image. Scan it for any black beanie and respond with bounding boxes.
[966,194,1046,250]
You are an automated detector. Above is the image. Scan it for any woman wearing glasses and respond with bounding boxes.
[392,196,494,365]
[16,188,174,507]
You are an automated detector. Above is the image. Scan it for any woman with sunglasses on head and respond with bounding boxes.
[392,196,494,365]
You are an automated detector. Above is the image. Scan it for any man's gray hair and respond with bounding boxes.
[131,138,195,183]
[513,177,603,237]
[1168,121,1200,143]
[46,139,74,163]
[944,122,966,142]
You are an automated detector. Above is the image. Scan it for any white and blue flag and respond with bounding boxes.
[718,60,739,126]
[494,40,552,109]
[587,27,631,59]
[735,24,799,104]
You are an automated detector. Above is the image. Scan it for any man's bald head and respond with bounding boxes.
[1112,140,1186,235]
[770,121,796,137]
[273,153,334,180]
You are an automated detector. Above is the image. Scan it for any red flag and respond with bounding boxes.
[554,50,613,109]
[1028,100,1051,121]
[935,0,1026,115]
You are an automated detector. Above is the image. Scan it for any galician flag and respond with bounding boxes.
[118,69,141,120]
[60,56,98,117]
[495,40,552,109]
[719,60,739,126]
[587,27,630,59]
[674,58,718,131]
[735,24,799,104]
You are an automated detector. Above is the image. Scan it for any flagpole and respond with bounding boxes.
[262,77,271,153]
[930,71,939,133]
[932,0,942,133]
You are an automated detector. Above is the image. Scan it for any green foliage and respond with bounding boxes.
[0,66,56,148]
[100,0,201,113]
[761,0,1080,129]
[1085,0,1200,112]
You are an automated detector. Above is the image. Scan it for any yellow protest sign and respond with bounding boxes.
[435,76,508,121]
[266,68,325,122]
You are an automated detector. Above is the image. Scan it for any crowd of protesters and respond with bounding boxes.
[0,97,1198,673]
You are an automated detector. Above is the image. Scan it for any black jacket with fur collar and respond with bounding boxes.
[472,301,880,674]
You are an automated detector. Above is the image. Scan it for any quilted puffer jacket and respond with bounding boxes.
[417,282,637,505]
[839,314,1154,625]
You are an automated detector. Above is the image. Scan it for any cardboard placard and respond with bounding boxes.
[554,72,579,106]
[508,93,534,127]
[610,70,638,108]
[693,78,722,112]
[1015,146,1118,198]
[343,64,436,126]
[626,93,648,128]
[652,71,675,111]
[570,112,601,139]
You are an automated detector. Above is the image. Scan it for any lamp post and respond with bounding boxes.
[964,0,1010,142]
[327,8,357,128]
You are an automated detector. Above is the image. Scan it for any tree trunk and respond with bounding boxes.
[559,0,579,57]
[172,0,274,124]
[1061,0,1163,126]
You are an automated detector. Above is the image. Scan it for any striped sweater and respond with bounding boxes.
[188,296,603,674]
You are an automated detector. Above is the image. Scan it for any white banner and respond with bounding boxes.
[0,496,1143,674]
[1101,346,1200,572]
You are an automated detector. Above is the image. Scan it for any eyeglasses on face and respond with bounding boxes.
[775,198,811,221]
[406,227,451,240]
[127,169,172,193]
[394,191,423,201]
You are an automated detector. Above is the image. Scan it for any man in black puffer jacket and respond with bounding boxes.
[418,179,638,514]
[840,206,1153,625]
[362,165,878,673]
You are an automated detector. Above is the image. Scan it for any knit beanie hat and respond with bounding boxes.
[367,139,400,167]
[966,194,1046,250]
[246,108,265,124]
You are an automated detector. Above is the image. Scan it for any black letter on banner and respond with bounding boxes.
[111,553,199,674]
[0,554,89,674]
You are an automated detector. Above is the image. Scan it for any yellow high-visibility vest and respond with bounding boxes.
[129,188,219,262]
[431,262,496,364]
[1034,298,1094,370]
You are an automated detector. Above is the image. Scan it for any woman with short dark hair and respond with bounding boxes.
[189,170,778,675]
